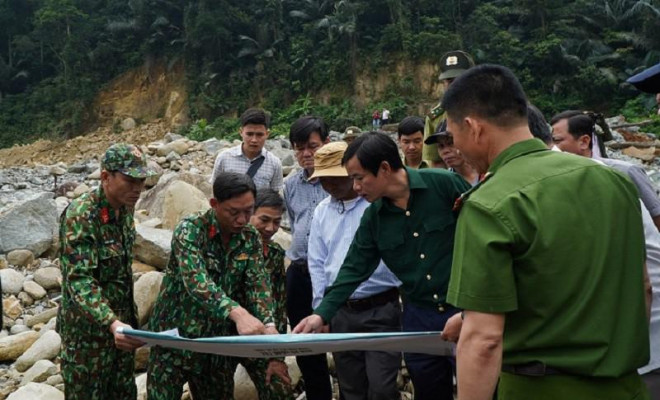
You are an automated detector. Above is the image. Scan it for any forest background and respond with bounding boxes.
[1,0,660,149]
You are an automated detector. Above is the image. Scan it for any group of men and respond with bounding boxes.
[57,49,659,400]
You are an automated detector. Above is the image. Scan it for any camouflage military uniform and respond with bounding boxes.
[242,241,293,400]
[58,186,138,400]
[147,208,276,400]
[423,103,445,164]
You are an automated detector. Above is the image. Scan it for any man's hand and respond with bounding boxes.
[265,360,291,385]
[264,325,279,335]
[441,313,463,342]
[109,320,145,351]
[229,306,266,335]
[292,314,328,333]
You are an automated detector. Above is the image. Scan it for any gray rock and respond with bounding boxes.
[7,382,64,400]
[134,271,164,326]
[23,281,46,300]
[72,183,91,198]
[14,330,62,372]
[164,132,184,143]
[136,172,212,222]
[33,267,61,290]
[10,325,30,335]
[156,138,190,157]
[233,364,258,400]
[1,269,25,295]
[272,230,292,252]
[145,161,164,188]
[6,250,34,267]
[0,331,40,361]
[87,168,101,180]
[17,291,33,306]
[25,308,58,328]
[165,151,181,162]
[201,138,232,157]
[121,117,136,131]
[38,317,57,337]
[0,192,58,257]
[160,180,209,230]
[20,359,58,386]
[54,197,69,217]
[134,226,172,270]
[46,374,63,386]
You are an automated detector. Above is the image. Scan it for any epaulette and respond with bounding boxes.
[453,172,494,212]
[427,103,444,119]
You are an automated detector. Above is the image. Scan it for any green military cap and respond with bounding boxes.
[101,143,156,178]
[343,126,362,141]
[438,51,475,81]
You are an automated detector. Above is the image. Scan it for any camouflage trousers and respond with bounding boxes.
[242,357,294,400]
[148,347,294,400]
[61,341,136,400]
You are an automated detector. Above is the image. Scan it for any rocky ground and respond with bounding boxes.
[0,116,657,399]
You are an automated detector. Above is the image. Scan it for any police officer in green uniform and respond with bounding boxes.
[423,50,475,167]
[147,172,290,400]
[59,143,155,399]
[443,64,650,400]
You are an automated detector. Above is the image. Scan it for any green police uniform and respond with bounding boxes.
[423,51,475,164]
[59,143,154,400]
[147,209,276,400]
[447,139,650,399]
[422,104,445,163]
[242,241,293,400]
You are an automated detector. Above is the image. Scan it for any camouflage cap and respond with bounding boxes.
[101,143,155,178]
[438,51,475,81]
[343,126,362,140]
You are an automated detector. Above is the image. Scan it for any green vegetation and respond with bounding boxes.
[1,0,660,148]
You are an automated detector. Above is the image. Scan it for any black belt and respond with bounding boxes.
[501,362,565,377]
[344,288,399,312]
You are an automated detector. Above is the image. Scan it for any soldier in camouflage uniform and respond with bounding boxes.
[58,143,155,400]
[241,189,293,399]
[147,172,291,400]
[423,50,475,167]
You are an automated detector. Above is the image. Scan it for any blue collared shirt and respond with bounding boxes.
[308,196,401,309]
[284,169,329,261]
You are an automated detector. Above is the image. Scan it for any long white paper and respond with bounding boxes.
[120,328,455,358]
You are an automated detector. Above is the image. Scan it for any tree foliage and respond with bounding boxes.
[1,0,659,148]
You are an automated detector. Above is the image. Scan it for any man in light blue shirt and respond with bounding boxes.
[308,141,402,400]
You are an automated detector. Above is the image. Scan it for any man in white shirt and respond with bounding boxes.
[210,108,283,191]
[307,141,402,400]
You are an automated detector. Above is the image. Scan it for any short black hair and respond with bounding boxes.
[443,64,528,127]
[254,189,285,212]
[341,131,403,176]
[397,116,425,138]
[212,172,257,202]
[527,104,552,145]
[240,108,271,128]
[289,116,329,146]
[549,110,596,149]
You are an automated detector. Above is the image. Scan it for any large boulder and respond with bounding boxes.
[161,180,209,230]
[0,331,40,361]
[272,230,292,252]
[7,382,64,400]
[0,192,58,257]
[136,172,212,220]
[134,226,172,270]
[1,269,25,295]
[134,271,164,326]
[14,330,62,372]
[33,267,62,290]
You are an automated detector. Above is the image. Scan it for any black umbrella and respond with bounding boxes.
[626,63,660,93]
